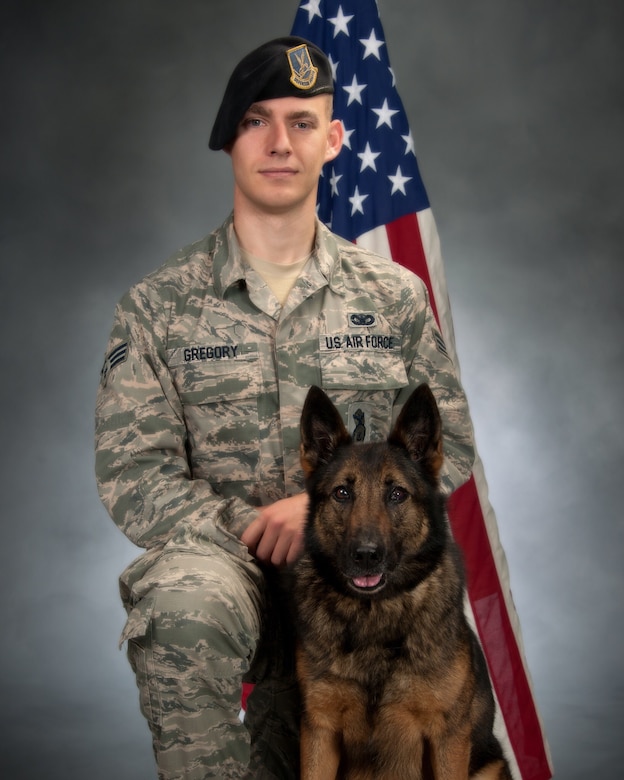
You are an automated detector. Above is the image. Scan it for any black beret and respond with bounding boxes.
[208,36,334,151]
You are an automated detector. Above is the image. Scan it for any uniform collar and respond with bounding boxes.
[212,213,345,299]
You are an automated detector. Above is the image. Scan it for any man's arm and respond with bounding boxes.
[395,278,475,495]
[95,291,258,556]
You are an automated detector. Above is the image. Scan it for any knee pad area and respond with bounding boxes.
[149,584,262,679]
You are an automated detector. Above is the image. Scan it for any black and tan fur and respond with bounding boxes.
[294,384,512,780]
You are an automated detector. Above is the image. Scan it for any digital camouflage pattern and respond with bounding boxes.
[95,214,475,778]
[124,547,264,779]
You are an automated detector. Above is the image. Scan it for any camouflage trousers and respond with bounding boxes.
[123,543,301,779]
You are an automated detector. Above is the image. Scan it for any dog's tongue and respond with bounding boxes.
[353,574,383,589]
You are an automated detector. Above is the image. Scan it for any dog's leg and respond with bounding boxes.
[297,648,344,780]
[299,718,341,780]
[369,706,425,780]
[428,731,472,780]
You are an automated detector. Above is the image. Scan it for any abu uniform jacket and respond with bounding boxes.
[95,215,475,602]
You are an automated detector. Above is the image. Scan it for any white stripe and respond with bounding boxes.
[354,223,391,258]
[471,454,554,774]
[416,208,458,366]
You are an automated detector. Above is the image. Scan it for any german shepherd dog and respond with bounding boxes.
[294,384,512,780]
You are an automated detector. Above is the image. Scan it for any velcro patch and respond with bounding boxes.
[101,341,128,382]
[433,329,449,360]
[350,313,376,327]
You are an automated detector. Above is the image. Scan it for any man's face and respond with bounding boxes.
[227,95,343,215]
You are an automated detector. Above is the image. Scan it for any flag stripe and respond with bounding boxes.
[450,478,553,779]
[386,214,439,320]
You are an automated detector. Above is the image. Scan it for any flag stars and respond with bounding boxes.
[340,122,355,150]
[329,168,343,196]
[401,131,416,156]
[328,6,354,37]
[359,29,385,60]
[349,186,368,215]
[357,142,381,172]
[343,74,367,106]
[300,0,322,23]
[372,98,399,129]
[388,165,412,195]
[291,4,431,230]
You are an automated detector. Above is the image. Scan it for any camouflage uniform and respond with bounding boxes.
[95,214,475,778]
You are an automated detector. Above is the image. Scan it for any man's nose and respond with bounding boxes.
[268,122,291,155]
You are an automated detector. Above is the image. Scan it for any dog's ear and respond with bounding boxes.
[300,386,351,476]
[388,384,444,480]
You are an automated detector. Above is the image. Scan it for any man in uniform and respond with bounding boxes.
[95,36,475,779]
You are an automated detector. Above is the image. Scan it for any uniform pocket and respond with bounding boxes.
[167,345,261,484]
[168,343,261,404]
[319,328,407,391]
[319,331,408,442]
[122,597,163,731]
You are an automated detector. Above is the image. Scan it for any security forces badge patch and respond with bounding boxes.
[286,43,318,90]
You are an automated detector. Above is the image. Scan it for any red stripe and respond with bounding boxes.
[241,682,253,711]
[384,214,552,779]
[449,481,552,779]
[385,213,441,324]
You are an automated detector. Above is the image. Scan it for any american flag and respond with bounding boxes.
[291,2,553,778]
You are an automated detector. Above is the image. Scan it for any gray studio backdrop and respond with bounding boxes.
[1,1,622,778]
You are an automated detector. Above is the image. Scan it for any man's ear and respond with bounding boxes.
[325,118,344,163]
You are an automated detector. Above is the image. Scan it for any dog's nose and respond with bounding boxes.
[350,541,384,569]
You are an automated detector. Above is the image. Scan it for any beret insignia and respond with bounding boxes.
[287,44,318,90]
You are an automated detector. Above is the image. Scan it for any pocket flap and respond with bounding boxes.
[119,595,155,648]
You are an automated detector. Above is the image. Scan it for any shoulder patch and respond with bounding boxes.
[433,329,449,360]
[101,341,128,382]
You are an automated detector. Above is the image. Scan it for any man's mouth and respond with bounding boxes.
[261,167,296,177]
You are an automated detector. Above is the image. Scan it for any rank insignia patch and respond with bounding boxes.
[433,329,450,360]
[286,43,318,90]
[101,341,128,382]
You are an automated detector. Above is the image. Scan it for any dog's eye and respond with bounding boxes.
[332,485,351,502]
[388,486,408,504]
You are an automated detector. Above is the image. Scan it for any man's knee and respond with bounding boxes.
[143,550,264,679]
[125,551,265,778]
[151,587,259,683]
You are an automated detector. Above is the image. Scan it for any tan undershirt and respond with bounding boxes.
[241,248,311,306]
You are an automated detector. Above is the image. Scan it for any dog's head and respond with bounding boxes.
[299,384,448,600]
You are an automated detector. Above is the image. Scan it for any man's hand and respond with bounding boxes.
[241,493,308,566]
